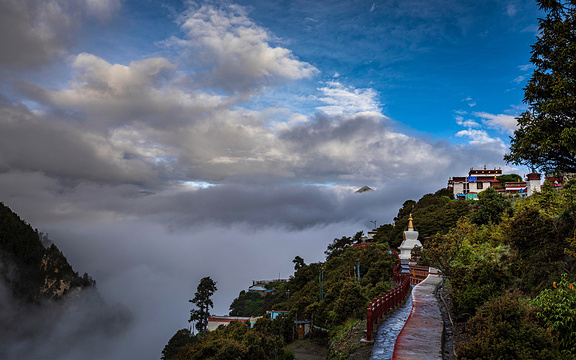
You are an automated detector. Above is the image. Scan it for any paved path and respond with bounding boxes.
[370,289,413,360]
[392,274,443,360]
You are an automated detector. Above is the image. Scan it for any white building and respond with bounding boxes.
[448,165,547,200]
[448,165,502,200]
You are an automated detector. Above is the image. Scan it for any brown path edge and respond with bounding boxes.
[391,273,444,360]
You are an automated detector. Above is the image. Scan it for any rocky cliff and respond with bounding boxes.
[0,202,131,360]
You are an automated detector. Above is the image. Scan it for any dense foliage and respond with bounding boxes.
[531,273,576,357]
[162,329,198,360]
[457,290,562,360]
[505,0,576,173]
[166,235,396,359]
[166,178,576,358]
[470,187,512,225]
[173,320,292,360]
[416,182,576,356]
[372,188,470,248]
[0,202,94,302]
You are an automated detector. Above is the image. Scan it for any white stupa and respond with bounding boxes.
[398,214,422,261]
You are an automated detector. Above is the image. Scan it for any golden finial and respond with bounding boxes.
[408,213,414,230]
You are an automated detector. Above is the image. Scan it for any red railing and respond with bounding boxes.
[365,273,410,341]
[409,264,429,285]
[365,260,430,341]
[392,263,402,283]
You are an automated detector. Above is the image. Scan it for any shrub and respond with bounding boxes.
[531,274,576,357]
[449,258,510,317]
[457,290,561,360]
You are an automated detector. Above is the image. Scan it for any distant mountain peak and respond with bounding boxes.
[355,186,374,193]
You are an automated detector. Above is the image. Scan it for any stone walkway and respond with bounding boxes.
[370,289,413,360]
[392,274,443,360]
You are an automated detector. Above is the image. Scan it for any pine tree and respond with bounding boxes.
[505,0,576,173]
[188,276,217,335]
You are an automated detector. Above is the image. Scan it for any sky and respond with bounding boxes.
[0,0,543,358]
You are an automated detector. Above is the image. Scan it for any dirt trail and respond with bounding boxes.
[287,340,327,360]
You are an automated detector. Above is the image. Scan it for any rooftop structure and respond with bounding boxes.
[447,165,502,199]
[447,165,548,200]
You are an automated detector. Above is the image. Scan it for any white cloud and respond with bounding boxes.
[462,96,476,107]
[456,129,505,149]
[473,111,518,135]
[513,75,526,84]
[506,3,518,17]
[314,81,381,116]
[518,64,533,71]
[35,53,229,130]
[455,115,480,128]
[165,3,318,94]
[84,0,121,21]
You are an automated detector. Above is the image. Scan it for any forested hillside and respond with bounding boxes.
[0,202,131,360]
[164,178,576,359]
[0,202,95,302]
[162,189,463,360]
[163,241,398,359]
[410,182,576,359]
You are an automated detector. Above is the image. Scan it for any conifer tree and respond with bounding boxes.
[505,0,576,173]
[189,276,217,335]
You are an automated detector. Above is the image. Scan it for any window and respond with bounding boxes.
[477,182,483,189]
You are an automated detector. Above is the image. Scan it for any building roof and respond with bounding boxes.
[249,285,272,292]
[468,165,502,176]
[208,316,251,322]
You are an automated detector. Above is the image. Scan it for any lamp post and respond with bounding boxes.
[319,266,324,301]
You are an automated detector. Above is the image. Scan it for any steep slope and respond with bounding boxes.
[0,202,132,360]
[0,202,94,302]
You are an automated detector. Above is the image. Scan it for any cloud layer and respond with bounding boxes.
[0,1,530,358]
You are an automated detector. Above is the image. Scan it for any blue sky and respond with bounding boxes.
[0,0,544,358]
[85,0,540,139]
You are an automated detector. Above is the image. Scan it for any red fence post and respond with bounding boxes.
[366,307,373,342]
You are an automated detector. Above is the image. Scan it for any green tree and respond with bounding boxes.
[189,276,217,335]
[394,200,416,223]
[324,235,354,260]
[470,187,511,225]
[228,290,265,317]
[504,0,576,173]
[416,218,473,280]
[161,328,197,360]
[495,174,523,189]
[292,256,305,271]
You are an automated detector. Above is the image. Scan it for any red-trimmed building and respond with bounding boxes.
[448,166,549,199]
[448,165,503,200]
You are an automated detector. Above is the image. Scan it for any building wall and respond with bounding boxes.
[527,179,541,196]
[453,182,465,196]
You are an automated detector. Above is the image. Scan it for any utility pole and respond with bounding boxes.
[319,266,324,301]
